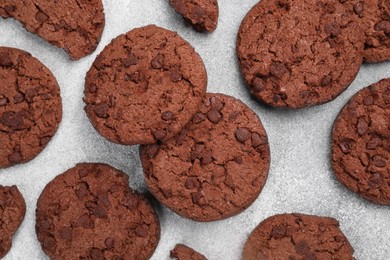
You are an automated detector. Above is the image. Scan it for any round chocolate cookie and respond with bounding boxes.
[237,0,364,108]
[84,25,207,145]
[0,47,62,169]
[170,0,219,32]
[332,78,390,205]
[0,185,26,258]
[140,93,270,222]
[242,213,354,260]
[0,0,105,60]
[341,0,390,62]
[35,163,160,259]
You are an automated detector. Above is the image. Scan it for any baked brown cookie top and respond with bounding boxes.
[237,0,364,108]
[0,47,62,169]
[140,93,270,222]
[0,185,26,259]
[332,78,390,205]
[342,0,390,62]
[0,0,105,60]
[243,213,354,260]
[35,163,160,260]
[170,0,219,32]
[170,244,207,260]
[84,25,207,145]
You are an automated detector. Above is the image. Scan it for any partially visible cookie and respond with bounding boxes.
[243,213,354,260]
[0,0,105,60]
[171,244,207,260]
[237,0,364,108]
[170,0,219,32]
[0,47,62,169]
[332,78,390,205]
[84,25,207,145]
[141,93,270,222]
[342,0,390,62]
[36,163,160,259]
[0,185,26,258]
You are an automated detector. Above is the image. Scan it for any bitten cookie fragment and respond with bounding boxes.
[171,244,207,260]
[35,163,160,260]
[141,93,270,222]
[243,213,354,260]
[84,25,207,145]
[237,0,364,108]
[341,0,390,62]
[0,47,62,169]
[0,0,105,60]
[332,78,390,205]
[170,0,219,32]
[0,185,26,258]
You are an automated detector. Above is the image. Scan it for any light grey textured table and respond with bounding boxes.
[0,1,389,259]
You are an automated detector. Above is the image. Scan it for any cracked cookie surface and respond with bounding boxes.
[243,213,354,260]
[0,0,105,60]
[84,25,207,145]
[341,0,390,62]
[237,0,364,108]
[0,47,62,169]
[140,93,270,222]
[35,163,160,260]
[170,244,207,260]
[332,78,390,205]
[0,186,26,258]
[170,0,219,32]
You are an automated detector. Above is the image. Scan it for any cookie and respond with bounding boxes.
[0,185,26,258]
[0,47,62,169]
[237,0,364,108]
[140,93,270,222]
[84,25,207,145]
[332,78,390,205]
[242,213,354,260]
[35,163,160,259]
[170,0,219,32]
[341,0,390,62]
[0,0,105,60]
[171,244,207,260]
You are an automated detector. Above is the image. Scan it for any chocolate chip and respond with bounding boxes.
[76,214,94,229]
[151,54,164,69]
[252,77,265,92]
[357,117,368,135]
[234,156,243,164]
[353,2,363,17]
[146,144,159,158]
[368,173,382,188]
[0,52,13,67]
[363,95,374,105]
[9,151,22,164]
[339,138,354,154]
[192,112,206,124]
[35,11,49,23]
[192,6,206,21]
[75,182,89,199]
[251,133,265,148]
[206,109,221,124]
[185,177,200,190]
[3,5,15,13]
[43,237,56,249]
[190,144,205,161]
[94,103,109,118]
[1,111,25,130]
[210,97,224,111]
[123,193,139,210]
[201,151,213,165]
[273,94,281,103]
[295,240,309,255]
[191,191,203,205]
[90,248,104,260]
[13,93,24,103]
[367,136,382,150]
[170,70,182,82]
[321,75,332,86]
[161,189,173,198]
[372,155,385,167]
[375,21,390,35]
[318,222,326,232]
[59,227,72,240]
[161,111,173,121]
[135,226,148,237]
[271,225,286,239]
[78,168,89,178]
[0,97,8,106]
[105,237,115,249]
[235,128,251,143]
[152,130,166,140]
[176,129,187,145]
[40,136,52,146]
[123,54,138,67]
[270,62,287,78]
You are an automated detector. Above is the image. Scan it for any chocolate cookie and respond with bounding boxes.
[170,0,219,32]
[0,0,105,60]
[171,244,207,260]
[0,185,26,258]
[242,213,354,260]
[35,163,160,259]
[84,25,207,145]
[332,78,390,205]
[237,0,364,108]
[342,0,390,62]
[140,93,270,222]
[0,47,62,169]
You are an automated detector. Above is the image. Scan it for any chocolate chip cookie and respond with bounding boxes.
[84,25,207,145]
[36,163,160,259]
[0,0,105,60]
[140,93,270,222]
[242,213,354,260]
[170,0,219,32]
[0,47,62,169]
[237,0,364,108]
[0,185,26,258]
[332,78,390,205]
[171,244,207,260]
[341,0,390,62]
